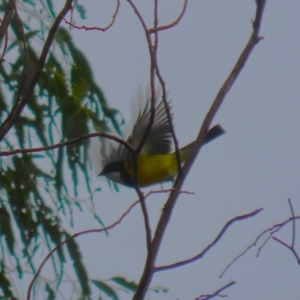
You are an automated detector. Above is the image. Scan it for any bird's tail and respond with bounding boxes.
[203,124,225,144]
[178,124,225,160]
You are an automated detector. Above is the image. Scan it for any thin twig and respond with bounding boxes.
[0,132,133,157]
[152,0,183,179]
[196,281,236,300]
[0,0,14,44]
[27,188,174,299]
[0,0,15,62]
[155,208,262,272]
[148,0,188,34]
[68,0,78,29]
[288,198,296,248]
[0,19,9,63]
[147,189,194,196]
[127,0,156,156]
[272,198,300,264]
[6,0,30,107]
[12,0,28,61]
[220,215,300,277]
[273,236,300,264]
[127,0,157,261]
[27,197,143,300]
[64,0,120,32]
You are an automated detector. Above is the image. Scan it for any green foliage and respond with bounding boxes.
[0,270,13,298]
[0,1,125,299]
[45,283,55,300]
[92,280,119,300]
[66,234,90,296]
[111,276,138,292]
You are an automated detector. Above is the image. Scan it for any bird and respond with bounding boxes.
[99,88,225,187]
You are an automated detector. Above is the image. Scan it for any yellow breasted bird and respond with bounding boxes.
[99,89,225,187]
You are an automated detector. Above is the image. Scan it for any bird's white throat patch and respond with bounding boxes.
[105,171,123,185]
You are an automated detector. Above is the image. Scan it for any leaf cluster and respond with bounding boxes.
[0,1,123,298]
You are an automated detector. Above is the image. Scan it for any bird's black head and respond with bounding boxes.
[99,161,124,176]
[99,161,134,187]
[99,161,129,185]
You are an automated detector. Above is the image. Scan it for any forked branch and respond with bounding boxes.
[134,1,267,299]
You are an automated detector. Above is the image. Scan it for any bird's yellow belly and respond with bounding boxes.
[124,153,179,187]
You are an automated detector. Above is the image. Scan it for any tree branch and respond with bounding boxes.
[0,0,73,141]
[273,236,300,265]
[126,2,189,297]
[148,0,188,34]
[0,132,133,156]
[126,0,158,256]
[152,0,184,178]
[27,197,141,300]
[134,1,267,298]
[272,198,300,265]
[0,0,14,62]
[64,0,120,32]
[196,281,236,300]
[27,188,186,300]
[155,208,262,272]
[220,212,300,277]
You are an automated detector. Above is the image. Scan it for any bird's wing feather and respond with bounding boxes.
[128,88,173,155]
[101,87,173,168]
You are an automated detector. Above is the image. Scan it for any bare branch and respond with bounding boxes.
[272,198,300,264]
[152,0,182,178]
[126,2,188,292]
[27,197,143,300]
[288,198,296,248]
[134,0,267,298]
[220,215,300,277]
[0,0,14,62]
[196,281,236,300]
[69,0,78,27]
[27,187,184,300]
[273,236,300,265]
[0,26,8,63]
[0,0,73,141]
[4,0,30,104]
[0,132,133,157]
[126,0,157,156]
[149,0,188,34]
[147,189,194,197]
[126,0,159,256]
[64,0,120,32]
[155,208,262,272]
[0,0,14,43]
[11,0,28,61]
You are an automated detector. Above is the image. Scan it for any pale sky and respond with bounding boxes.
[48,1,300,299]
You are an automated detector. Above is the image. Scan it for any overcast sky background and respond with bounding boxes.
[47,1,300,299]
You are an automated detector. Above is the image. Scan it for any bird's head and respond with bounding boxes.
[99,161,125,185]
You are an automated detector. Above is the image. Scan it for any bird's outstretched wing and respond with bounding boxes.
[101,87,173,167]
[129,88,172,155]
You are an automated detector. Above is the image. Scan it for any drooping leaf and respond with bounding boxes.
[66,234,91,297]
[0,205,15,255]
[0,270,13,298]
[45,283,55,300]
[111,276,138,292]
[92,280,119,300]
